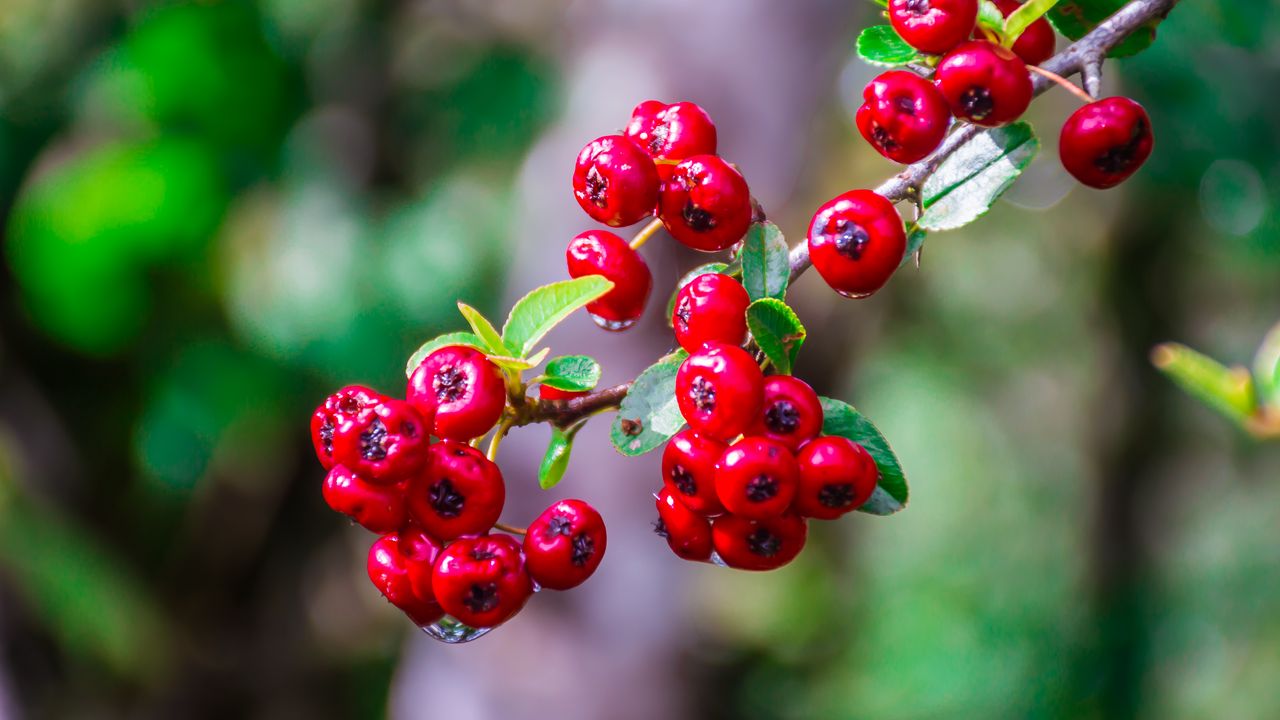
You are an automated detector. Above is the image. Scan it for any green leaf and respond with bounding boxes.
[1047,0,1158,58]
[488,347,550,372]
[855,25,920,67]
[538,426,576,489]
[610,350,689,456]
[1002,0,1058,44]
[405,331,485,376]
[978,0,1006,33]
[1152,343,1257,423]
[457,302,511,356]
[501,276,614,358]
[898,226,927,269]
[1254,322,1280,406]
[746,299,807,376]
[819,397,909,516]
[666,262,730,326]
[919,122,1039,232]
[739,222,790,302]
[542,355,602,392]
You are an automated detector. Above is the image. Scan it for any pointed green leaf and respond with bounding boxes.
[502,276,614,358]
[919,122,1039,231]
[539,426,576,489]
[666,262,730,326]
[1002,0,1057,43]
[488,347,550,372]
[457,302,511,356]
[855,25,920,67]
[1047,0,1158,58]
[819,397,909,516]
[1152,343,1257,422]
[405,331,485,377]
[740,222,790,302]
[978,0,1005,33]
[1253,322,1280,407]
[746,299,806,376]
[542,355,602,392]
[898,226,927,269]
[610,350,689,456]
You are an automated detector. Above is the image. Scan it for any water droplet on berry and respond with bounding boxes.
[708,551,728,568]
[420,615,493,644]
[589,314,636,331]
[835,288,874,300]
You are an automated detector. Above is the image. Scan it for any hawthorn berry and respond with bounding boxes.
[368,533,444,626]
[714,437,799,520]
[566,229,653,330]
[671,273,749,353]
[523,499,607,590]
[793,436,879,519]
[311,385,384,470]
[432,534,533,628]
[654,487,713,562]
[661,429,727,516]
[322,465,408,533]
[572,134,660,227]
[987,0,1055,65]
[856,70,951,164]
[675,342,764,441]
[625,101,718,174]
[406,440,505,541]
[935,40,1033,127]
[332,398,431,484]
[658,155,752,252]
[711,513,808,572]
[1059,97,1154,189]
[539,385,586,401]
[747,376,824,451]
[399,525,445,608]
[806,189,907,298]
[407,345,506,441]
[888,0,979,54]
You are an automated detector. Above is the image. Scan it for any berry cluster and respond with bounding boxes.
[858,0,1152,188]
[310,345,606,638]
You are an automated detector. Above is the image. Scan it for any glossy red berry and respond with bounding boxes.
[794,436,879,519]
[406,440,505,541]
[1059,97,1154,189]
[572,134,659,227]
[654,487,713,562]
[888,0,978,54]
[624,101,717,173]
[675,342,764,441]
[747,376,824,451]
[311,385,384,470]
[566,229,653,330]
[399,525,445,608]
[671,273,749,353]
[407,345,506,441]
[332,398,431,484]
[322,465,408,533]
[523,499,607,590]
[806,189,906,298]
[714,437,799,520]
[988,0,1054,65]
[432,534,533,628]
[856,70,951,164]
[711,513,808,571]
[935,40,1033,127]
[658,155,752,252]
[539,384,586,401]
[661,429,727,516]
[368,533,444,625]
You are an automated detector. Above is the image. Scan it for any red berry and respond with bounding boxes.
[987,0,1054,65]
[658,155,752,252]
[806,189,906,298]
[566,229,653,330]
[935,40,1033,127]
[654,487,713,561]
[399,525,445,607]
[332,398,431,484]
[1059,97,1154,189]
[856,70,951,164]
[310,385,384,470]
[572,134,659,227]
[539,385,586,401]
[747,376,824,451]
[888,0,978,54]
[675,342,764,441]
[714,437,799,520]
[671,273,749,353]
[624,100,717,174]
[406,440,505,541]
[407,345,506,441]
[432,534,533,628]
[368,533,445,625]
[523,499,607,590]
[711,513,808,571]
[322,465,408,533]
[793,436,879,519]
[661,429,727,516]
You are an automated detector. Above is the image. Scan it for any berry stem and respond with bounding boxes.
[494,521,527,536]
[1027,64,1096,104]
[487,418,514,462]
[630,218,665,251]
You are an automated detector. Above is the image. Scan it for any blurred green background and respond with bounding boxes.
[0,0,1276,718]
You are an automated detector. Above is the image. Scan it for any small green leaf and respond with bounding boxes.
[978,0,1005,33]
[666,262,730,326]
[1002,0,1058,44]
[856,25,920,67]
[740,222,790,302]
[502,276,614,358]
[1047,0,1158,58]
[405,331,485,376]
[457,302,511,356]
[746,299,806,376]
[542,355,602,392]
[1153,343,1257,423]
[819,397,909,516]
[1254,322,1280,406]
[919,122,1039,231]
[898,226,927,269]
[539,426,576,489]
[488,347,550,372]
[611,350,689,456]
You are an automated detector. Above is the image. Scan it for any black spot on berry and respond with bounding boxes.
[670,465,697,496]
[905,0,931,14]
[683,203,716,232]
[360,419,388,461]
[745,475,779,502]
[765,400,800,434]
[746,528,780,557]
[570,533,595,566]
[463,582,499,613]
[675,296,692,329]
[960,86,994,120]
[691,376,716,412]
[470,546,496,561]
[818,483,857,509]
[871,125,899,152]
[586,166,609,207]
[544,514,574,539]
[320,417,336,454]
[1094,118,1147,175]
[894,95,916,115]
[652,518,669,538]
[831,219,870,260]
[434,366,469,404]
[429,478,464,517]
